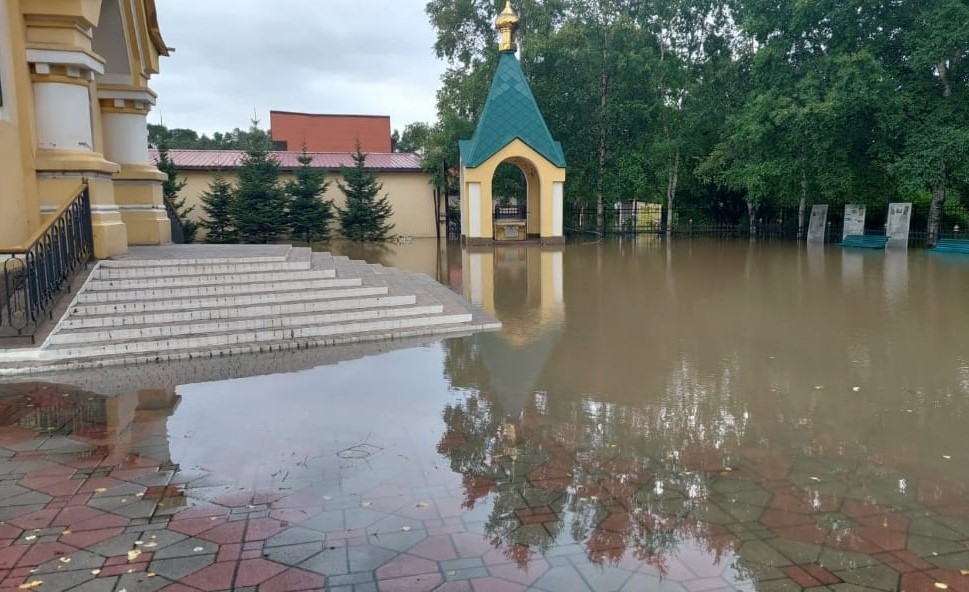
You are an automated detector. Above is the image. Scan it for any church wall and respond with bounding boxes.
[0,0,40,246]
[178,169,441,239]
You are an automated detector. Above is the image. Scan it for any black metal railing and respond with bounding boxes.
[1,185,94,342]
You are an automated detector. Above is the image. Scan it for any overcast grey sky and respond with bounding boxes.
[151,1,446,135]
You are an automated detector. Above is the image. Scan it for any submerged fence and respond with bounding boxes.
[564,203,966,246]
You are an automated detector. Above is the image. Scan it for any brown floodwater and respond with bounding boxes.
[1,238,968,592]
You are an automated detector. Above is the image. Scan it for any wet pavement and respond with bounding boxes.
[0,239,968,591]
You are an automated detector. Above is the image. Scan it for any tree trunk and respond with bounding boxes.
[665,148,680,237]
[595,63,609,235]
[747,199,758,239]
[927,183,946,247]
[798,174,807,242]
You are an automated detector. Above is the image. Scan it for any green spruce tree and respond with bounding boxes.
[286,148,334,242]
[157,143,198,243]
[230,122,289,243]
[337,144,394,241]
[199,173,236,243]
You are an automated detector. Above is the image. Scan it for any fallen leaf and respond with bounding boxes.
[59,557,71,563]
[209,517,218,521]
[95,488,107,493]
[934,583,948,590]
[943,455,952,460]
[852,387,861,392]
[142,542,157,548]
[810,477,821,482]
[24,535,36,541]
[18,581,43,589]
[61,530,71,535]
[91,569,101,575]
[960,570,969,576]
[135,541,143,546]
[361,501,372,507]
[127,549,142,561]
[401,526,412,532]
[146,573,156,578]
[193,546,204,552]
[415,502,428,508]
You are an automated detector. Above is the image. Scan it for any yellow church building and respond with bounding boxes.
[0,0,171,257]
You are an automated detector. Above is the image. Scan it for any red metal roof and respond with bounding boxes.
[149,149,423,172]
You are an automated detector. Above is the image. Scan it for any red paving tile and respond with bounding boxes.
[801,563,841,586]
[197,520,246,544]
[234,558,287,587]
[169,516,227,537]
[377,554,440,579]
[409,535,459,561]
[180,561,237,590]
[470,578,527,592]
[17,541,78,567]
[781,565,822,588]
[244,517,285,541]
[257,567,326,591]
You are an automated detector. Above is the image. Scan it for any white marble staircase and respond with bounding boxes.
[0,245,498,375]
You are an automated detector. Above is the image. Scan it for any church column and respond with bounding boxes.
[99,88,170,245]
[22,1,128,258]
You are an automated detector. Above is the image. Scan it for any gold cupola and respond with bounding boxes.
[496,0,521,53]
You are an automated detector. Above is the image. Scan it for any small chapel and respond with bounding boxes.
[459,1,567,245]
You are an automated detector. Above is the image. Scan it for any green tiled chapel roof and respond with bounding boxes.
[460,52,566,169]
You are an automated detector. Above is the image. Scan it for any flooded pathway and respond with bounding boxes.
[0,239,967,591]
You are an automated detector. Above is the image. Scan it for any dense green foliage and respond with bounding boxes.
[156,143,198,243]
[422,0,969,240]
[199,174,236,244]
[338,146,395,241]
[286,149,334,243]
[230,126,290,243]
[149,123,272,151]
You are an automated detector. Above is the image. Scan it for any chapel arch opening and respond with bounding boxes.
[492,157,541,241]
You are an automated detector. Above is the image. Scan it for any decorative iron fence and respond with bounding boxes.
[494,205,527,220]
[1,185,93,342]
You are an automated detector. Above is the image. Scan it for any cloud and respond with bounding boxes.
[151,1,445,134]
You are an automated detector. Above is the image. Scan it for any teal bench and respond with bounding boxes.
[930,238,969,255]
[840,235,889,249]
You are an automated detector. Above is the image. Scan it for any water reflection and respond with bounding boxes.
[435,239,969,588]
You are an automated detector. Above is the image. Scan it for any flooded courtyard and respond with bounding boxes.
[0,239,968,592]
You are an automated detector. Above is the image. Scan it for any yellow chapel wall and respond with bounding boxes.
[0,0,40,246]
[462,139,565,240]
[178,170,441,239]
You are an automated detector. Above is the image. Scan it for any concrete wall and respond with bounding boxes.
[179,169,441,239]
[0,0,40,246]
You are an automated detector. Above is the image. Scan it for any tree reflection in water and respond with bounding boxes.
[438,336,744,575]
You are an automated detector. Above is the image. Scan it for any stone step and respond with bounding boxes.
[60,295,418,330]
[87,269,337,290]
[48,304,446,346]
[42,313,474,360]
[76,278,362,303]
[94,260,320,279]
[69,286,391,316]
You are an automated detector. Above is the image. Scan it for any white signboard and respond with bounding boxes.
[843,204,866,240]
[807,204,829,244]
[886,203,912,249]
